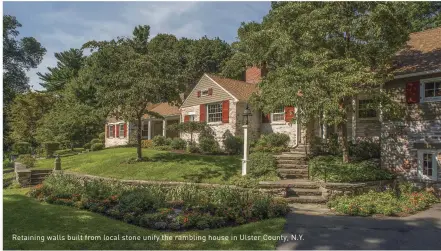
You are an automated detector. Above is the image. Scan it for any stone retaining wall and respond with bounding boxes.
[15,162,32,187]
[319,179,396,200]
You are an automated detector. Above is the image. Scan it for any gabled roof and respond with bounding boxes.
[143,102,180,119]
[206,74,258,101]
[394,26,441,76]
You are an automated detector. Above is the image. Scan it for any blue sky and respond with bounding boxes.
[4,1,271,90]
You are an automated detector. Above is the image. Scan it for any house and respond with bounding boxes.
[105,102,180,148]
[179,68,297,146]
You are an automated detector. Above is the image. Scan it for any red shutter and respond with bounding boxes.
[116,124,119,137]
[208,88,213,96]
[106,125,109,138]
[285,106,295,122]
[222,100,229,123]
[197,91,201,97]
[184,115,190,123]
[262,113,270,123]
[406,81,420,104]
[200,104,206,122]
[124,123,127,137]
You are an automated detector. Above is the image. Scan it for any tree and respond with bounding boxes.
[404,2,441,32]
[3,15,46,151]
[168,122,209,143]
[8,92,54,146]
[37,48,85,92]
[225,2,411,162]
[82,26,183,160]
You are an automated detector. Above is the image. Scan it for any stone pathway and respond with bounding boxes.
[278,203,441,250]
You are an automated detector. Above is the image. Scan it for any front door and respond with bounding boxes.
[417,150,439,181]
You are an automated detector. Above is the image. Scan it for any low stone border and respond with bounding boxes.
[318,179,396,200]
[15,162,32,187]
[3,169,14,174]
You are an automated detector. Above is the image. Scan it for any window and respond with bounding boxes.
[201,89,209,96]
[358,99,377,119]
[119,123,125,138]
[271,107,285,122]
[189,115,195,121]
[109,125,114,138]
[207,103,222,122]
[422,78,441,102]
[142,122,149,138]
[418,150,438,181]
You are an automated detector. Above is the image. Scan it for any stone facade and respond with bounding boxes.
[261,122,298,147]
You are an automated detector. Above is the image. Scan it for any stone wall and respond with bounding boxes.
[15,162,32,187]
[261,122,297,147]
[319,179,396,200]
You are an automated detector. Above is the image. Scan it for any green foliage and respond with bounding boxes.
[169,122,209,143]
[152,136,167,146]
[170,138,186,150]
[141,140,153,148]
[310,134,341,156]
[222,130,243,155]
[349,137,380,160]
[83,143,91,150]
[54,148,84,157]
[16,154,35,168]
[198,134,220,154]
[186,141,199,153]
[309,156,394,182]
[90,143,104,151]
[252,133,290,153]
[248,152,277,178]
[3,159,14,169]
[229,175,279,188]
[165,138,173,146]
[29,174,290,231]
[42,142,60,158]
[12,142,31,155]
[90,138,101,145]
[328,185,439,216]
[98,132,105,141]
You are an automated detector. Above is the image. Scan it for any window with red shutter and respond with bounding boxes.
[406,81,420,104]
[284,106,295,122]
[222,100,229,123]
[200,104,206,122]
[124,123,127,138]
[116,125,119,137]
[106,125,109,138]
[262,113,270,123]
[208,88,213,96]
[197,91,201,97]
[184,115,190,123]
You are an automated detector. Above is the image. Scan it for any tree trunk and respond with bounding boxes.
[338,100,350,163]
[136,116,143,160]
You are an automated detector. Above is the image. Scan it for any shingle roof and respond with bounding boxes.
[206,74,258,101]
[394,26,441,75]
[143,102,180,119]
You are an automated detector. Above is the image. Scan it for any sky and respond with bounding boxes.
[3,1,271,90]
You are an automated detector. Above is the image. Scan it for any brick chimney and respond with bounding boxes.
[245,64,267,84]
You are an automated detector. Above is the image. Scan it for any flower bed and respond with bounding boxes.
[29,174,290,230]
[328,183,439,216]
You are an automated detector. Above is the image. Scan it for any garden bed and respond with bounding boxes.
[328,182,439,216]
[29,173,290,231]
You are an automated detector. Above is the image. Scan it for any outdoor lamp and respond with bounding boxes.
[243,104,252,125]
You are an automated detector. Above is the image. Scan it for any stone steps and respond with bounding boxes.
[277,169,308,179]
[285,195,327,204]
[287,188,322,196]
[276,159,308,165]
[259,179,319,189]
[277,164,308,169]
[276,153,308,159]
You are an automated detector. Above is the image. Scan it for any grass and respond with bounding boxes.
[309,155,394,183]
[3,188,286,250]
[35,148,242,184]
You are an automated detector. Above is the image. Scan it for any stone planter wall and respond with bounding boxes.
[15,162,32,187]
[319,179,396,200]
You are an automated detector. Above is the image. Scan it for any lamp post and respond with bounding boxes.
[242,104,252,176]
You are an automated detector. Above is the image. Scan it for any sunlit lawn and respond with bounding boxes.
[35,148,241,184]
[3,188,286,250]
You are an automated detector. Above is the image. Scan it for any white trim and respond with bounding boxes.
[204,74,239,102]
[420,77,441,103]
[417,149,439,181]
[206,102,223,123]
[271,106,285,122]
[118,123,125,138]
[394,69,441,79]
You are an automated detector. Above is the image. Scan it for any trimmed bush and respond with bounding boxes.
[16,154,35,168]
[152,136,167,146]
[186,141,199,153]
[309,155,393,182]
[83,142,91,150]
[310,133,341,156]
[170,138,186,150]
[349,137,380,160]
[54,148,84,156]
[141,140,153,148]
[98,132,106,141]
[222,130,243,155]
[199,135,220,154]
[90,138,102,145]
[42,142,60,158]
[248,152,277,178]
[91,143,104,151]
[252,133,290,153]
[3,159,13,169]
[12,142,31,155]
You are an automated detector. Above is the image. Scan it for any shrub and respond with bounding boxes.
[16,154,35,168]
[165,138,173,146]
[153,145,172,151]
[310,133,341,156]
[12,142,31,155]
[252,133,290,153]
[54,148,85,156]
[91,143,104,151]
[222,130,243,155]
[186,141,199,153]
[170,138,186,150]
[83,143,91,150]
[3,159,13,169]
[309,155,393,182]
[199,134,220,154]
[349,137,380,160]
[141,140,153,148]
[99,132,106,141]
[42,141,60,158]
[152,136,167,146]
[248,152,277,178]
[90,138,102,145]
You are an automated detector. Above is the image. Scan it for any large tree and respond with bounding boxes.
[82,25,183,160]
[225,2,412,162]
[3,15,46,150]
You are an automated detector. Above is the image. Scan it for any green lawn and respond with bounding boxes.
[3,188,286,250]
[36,148,242,184]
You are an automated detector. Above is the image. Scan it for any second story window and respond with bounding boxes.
[207,103,222,122]
[271,107,285,122]
[422,79,441,102]
[358,99,377,119]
